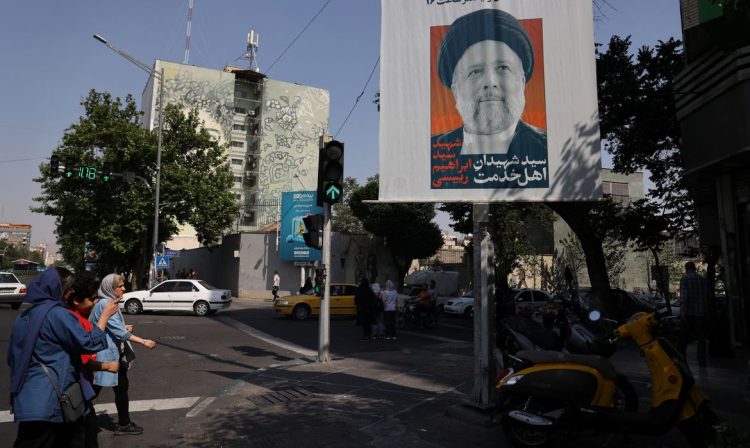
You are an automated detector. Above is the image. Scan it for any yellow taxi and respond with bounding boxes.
[273,283,358,320]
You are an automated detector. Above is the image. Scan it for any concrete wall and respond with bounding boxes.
[175,232,400,298]
[171,234,241,296]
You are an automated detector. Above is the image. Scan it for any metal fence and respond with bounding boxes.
[235,200,281,232]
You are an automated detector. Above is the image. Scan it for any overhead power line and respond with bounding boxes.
[334,56,380,139]
[265,0,332,74]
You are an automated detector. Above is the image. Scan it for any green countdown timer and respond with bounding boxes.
[78,166,98,180]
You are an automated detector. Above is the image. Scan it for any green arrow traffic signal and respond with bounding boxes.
[324,182,342,204]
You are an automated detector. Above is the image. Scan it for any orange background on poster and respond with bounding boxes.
[430,18,546,135]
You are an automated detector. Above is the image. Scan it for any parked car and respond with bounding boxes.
[0,272,26,310]
[513,288,555,314]
[443,292,474,318]
[274,283,358,320]
[121,279,232,317]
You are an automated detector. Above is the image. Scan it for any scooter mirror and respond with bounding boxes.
[588,310,601,322]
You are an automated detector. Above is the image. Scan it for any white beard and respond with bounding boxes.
[456,89,525,135]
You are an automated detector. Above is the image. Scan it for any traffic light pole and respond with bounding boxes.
[317,202,332,362]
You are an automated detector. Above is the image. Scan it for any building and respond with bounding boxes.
[0,224,32,249]
[675,0,750,346]
[140,60,330,248]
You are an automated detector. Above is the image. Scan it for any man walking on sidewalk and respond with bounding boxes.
[272,271,280,303]
[678,261,709,367]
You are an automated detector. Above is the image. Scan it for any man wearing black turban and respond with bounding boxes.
[431,9,548,189]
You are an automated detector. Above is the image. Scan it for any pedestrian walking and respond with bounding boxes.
[371,282,385,339]
[90,274,157,436]
[66,270,121,448]
[355,278,376,341]
[678,261,709,367]
[8,267,119,448]
[383,280,399,340]
[272,270,281,302]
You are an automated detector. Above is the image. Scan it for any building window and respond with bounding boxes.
[235,90,247,98]
[235,194,242,201]
[231,141,244,148]
[231,158,243,166]
[602,181,630,203]
[233,176,243,183]
[234,107,246,114]
[233,124,246,131]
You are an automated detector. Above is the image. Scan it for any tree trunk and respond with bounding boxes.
[650,248,672,315]
[547,203,614,318]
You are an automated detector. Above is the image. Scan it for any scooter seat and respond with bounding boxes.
[516,350,617,381]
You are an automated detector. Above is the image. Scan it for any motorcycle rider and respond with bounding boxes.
[416,283,433,316]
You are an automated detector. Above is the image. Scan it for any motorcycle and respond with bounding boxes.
[494,310,718,448]
[396,300,437,329]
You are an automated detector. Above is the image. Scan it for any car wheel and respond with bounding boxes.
[194,301,210,317]
[11,302,21,310]
[464,306,474,318]
[292,304,311,321]
[125,299,142,315]
[436,304,444,314]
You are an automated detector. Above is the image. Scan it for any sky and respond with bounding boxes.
[0,0,683,254]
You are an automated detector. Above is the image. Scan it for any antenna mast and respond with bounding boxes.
[239,30,260,71]
[184,0,194,64]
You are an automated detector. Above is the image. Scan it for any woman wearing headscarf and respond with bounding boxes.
[383,280,399,340]
[354,278,376,341]
[8,267,120,448]
[90,274,157,436]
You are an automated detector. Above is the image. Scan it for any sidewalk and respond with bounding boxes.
[167,328,750,448]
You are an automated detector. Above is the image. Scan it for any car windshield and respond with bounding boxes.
[0,273,19,283]
[198,280,216,290]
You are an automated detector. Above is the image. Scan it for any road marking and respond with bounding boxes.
[186,397,216,417]
[397,330,470,344]
[215,315,318,358]
[0,397,202,424]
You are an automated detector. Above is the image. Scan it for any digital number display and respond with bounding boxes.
[77,166,97,180]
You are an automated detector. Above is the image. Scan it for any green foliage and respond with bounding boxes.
[597,35,693,234]
[350,176,443,282]
[33,90,236,279]
[331,177,365,234]
[0,240,43,268]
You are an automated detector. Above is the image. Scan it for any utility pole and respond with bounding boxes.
[318,201,332,362]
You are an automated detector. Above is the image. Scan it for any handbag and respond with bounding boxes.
[120,341,136,370]
[38,362,85,423]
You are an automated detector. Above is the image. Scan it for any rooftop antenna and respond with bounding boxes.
[239,30,260,71]
[183,0,194,64]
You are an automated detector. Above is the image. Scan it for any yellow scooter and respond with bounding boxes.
[494,310,718,447]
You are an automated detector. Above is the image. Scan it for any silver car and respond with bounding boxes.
[0,272,26,310]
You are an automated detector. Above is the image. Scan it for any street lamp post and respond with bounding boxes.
[94,34,164,287]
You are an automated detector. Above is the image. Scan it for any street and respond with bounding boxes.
[0,298,479,447]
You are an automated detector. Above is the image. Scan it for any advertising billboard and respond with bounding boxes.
[280,191,322,263]
[380,0,602,202]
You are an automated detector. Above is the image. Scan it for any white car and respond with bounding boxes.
[443,293,475,318]
[121,279,232,316]
[0,272,26,310]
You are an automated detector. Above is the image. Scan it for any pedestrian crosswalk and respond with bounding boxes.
[0,396,202,424]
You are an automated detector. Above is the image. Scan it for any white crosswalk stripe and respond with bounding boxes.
[0,396,202,424]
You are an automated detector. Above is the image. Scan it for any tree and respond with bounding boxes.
[350,176,443,283]
[33,90,236,285]
[331,177,365,234]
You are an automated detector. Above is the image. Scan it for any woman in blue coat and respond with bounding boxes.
[90,273,157,436]
[7,267,120,448]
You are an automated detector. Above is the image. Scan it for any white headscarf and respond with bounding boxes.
[98,273,120,301]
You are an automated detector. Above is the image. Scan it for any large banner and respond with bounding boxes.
[380,0,602,202]
[280,191,322,263]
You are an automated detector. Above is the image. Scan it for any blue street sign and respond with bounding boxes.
[165,249,181,258]
[155,255,169,270]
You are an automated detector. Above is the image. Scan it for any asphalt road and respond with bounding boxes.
[0,299,476,447]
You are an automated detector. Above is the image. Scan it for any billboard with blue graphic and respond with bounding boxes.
[280,191,322,262]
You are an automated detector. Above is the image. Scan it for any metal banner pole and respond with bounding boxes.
[470,203,496,408]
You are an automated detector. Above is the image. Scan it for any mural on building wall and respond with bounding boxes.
[160,61,236,145]
[258,80,330,220]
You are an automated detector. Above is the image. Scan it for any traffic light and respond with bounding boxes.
[317,140,344,205]
[102,162,112,182]
[64,158,76,178]
[301,213,323,250]
[49,155,59,177]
